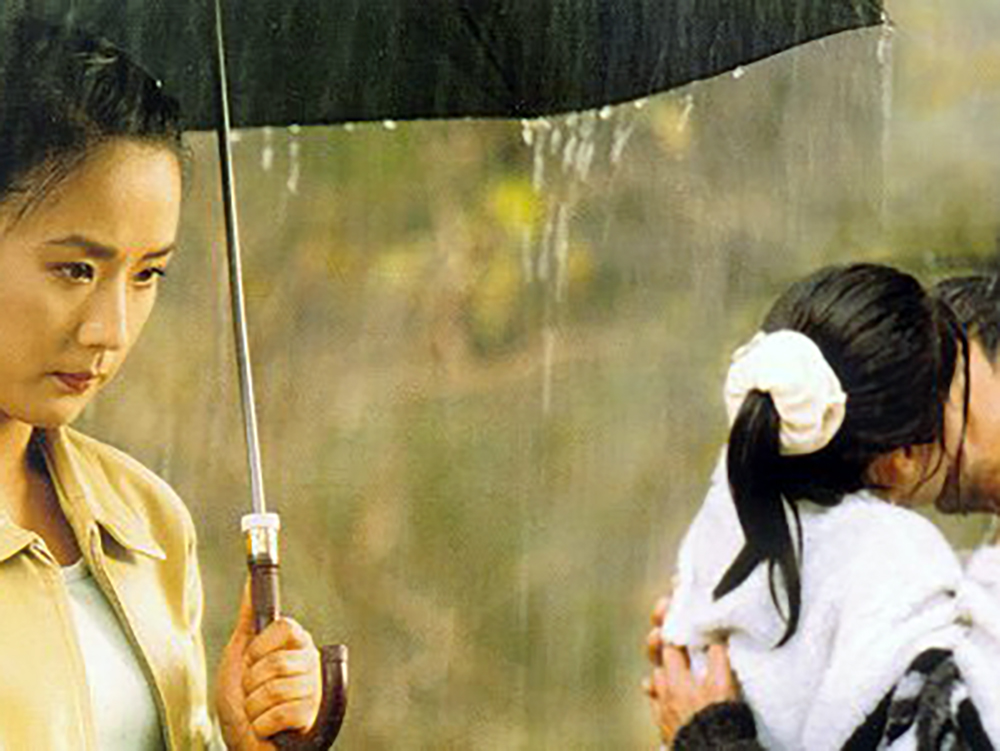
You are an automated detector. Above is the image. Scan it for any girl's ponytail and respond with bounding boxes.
[715,390,802,645]
[715,328,844,645]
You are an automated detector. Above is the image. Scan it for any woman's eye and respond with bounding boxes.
[135,267,167,285]
[55,262,95,283]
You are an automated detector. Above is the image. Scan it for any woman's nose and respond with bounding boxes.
[77,286,128,351]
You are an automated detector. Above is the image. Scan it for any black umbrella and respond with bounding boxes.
[15,0,884,130]
[1,1,886,748]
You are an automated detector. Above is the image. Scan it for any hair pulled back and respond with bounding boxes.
[715,263,965,644]
[0,16,183,216]
[935,275,1000,362]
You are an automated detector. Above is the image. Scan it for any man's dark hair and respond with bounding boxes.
[934,276,1000,362]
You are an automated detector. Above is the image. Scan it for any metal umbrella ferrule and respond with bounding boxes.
[242,512,281,566]
[242,511,282,634]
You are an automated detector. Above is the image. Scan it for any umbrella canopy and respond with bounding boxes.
[10,0,884,130]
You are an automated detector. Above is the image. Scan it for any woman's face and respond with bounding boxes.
[0,140,182,428]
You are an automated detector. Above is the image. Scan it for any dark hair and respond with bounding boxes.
[934,276,1000,362]
[715,264,965,644]
[0,17,183,217]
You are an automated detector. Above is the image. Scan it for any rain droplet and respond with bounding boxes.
[383,120,398,131]
[532,130,547,191]
[575,139,595,182]
[287,140,301,195]
[261,127,274,172]
[611,118,636,165]
[549,126,562,154]
[537,213,554,282]
[877,21,894,227]
[541,327,555,415]
[521,119,534,147]
[876,23,894,65]
[678,94,695,132]
[554,203,570,304]
[732,66,746,80]
[561,133,578,174]
[576,112,597,175]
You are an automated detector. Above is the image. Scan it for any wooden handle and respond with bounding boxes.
[273,644,349,751]
[249,560,349,749]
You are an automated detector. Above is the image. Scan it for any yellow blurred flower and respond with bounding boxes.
[487,178,540,232]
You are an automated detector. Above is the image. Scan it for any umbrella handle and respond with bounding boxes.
[245,516,349,749]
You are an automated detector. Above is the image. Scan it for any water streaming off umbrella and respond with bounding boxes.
[77,1,1000,747]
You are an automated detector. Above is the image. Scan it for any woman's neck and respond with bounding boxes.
[0,417,81,564]
[0,416,35,511]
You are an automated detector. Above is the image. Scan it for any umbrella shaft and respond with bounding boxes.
[214,0,267,516]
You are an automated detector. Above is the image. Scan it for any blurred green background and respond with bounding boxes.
[79,0,1000,747]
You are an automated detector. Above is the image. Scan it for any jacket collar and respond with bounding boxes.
[0,521,35,564]
[38,427,166,561]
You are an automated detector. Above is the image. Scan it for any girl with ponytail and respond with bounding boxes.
[661,264,1000,749]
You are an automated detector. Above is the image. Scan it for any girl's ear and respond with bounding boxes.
[866,449,904,492]
[867,445,938,507]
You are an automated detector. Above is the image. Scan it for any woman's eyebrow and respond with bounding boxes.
[44,234,176,260]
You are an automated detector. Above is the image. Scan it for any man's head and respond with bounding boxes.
[935,275,1000,513]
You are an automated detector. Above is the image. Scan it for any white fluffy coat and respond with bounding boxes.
[662,457,1000,750]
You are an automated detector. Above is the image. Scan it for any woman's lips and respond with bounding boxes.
[52,372,99,394]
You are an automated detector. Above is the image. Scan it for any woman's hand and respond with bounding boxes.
[642,595,739,746]
[215,584,323,750]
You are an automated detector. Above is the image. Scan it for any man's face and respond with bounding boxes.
[940,339,1000,513]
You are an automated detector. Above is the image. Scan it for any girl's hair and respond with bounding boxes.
[715,263,966,644]
[0,16,183,217]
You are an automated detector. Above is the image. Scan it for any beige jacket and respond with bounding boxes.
[0,426,215,750]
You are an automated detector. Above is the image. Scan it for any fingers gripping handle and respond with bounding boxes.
[243,514,349,749]
[251,562,350,750]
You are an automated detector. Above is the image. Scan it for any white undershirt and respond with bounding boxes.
[61,558,166,751]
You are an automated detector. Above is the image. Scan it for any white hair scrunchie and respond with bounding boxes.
[724,330,848,456]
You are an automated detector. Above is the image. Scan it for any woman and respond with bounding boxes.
[0,18,322,750]
[653,264,1000,749]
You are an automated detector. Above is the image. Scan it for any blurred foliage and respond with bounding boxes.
[78,0,1000,747]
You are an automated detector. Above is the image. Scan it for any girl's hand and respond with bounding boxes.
[215,584,323,750]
